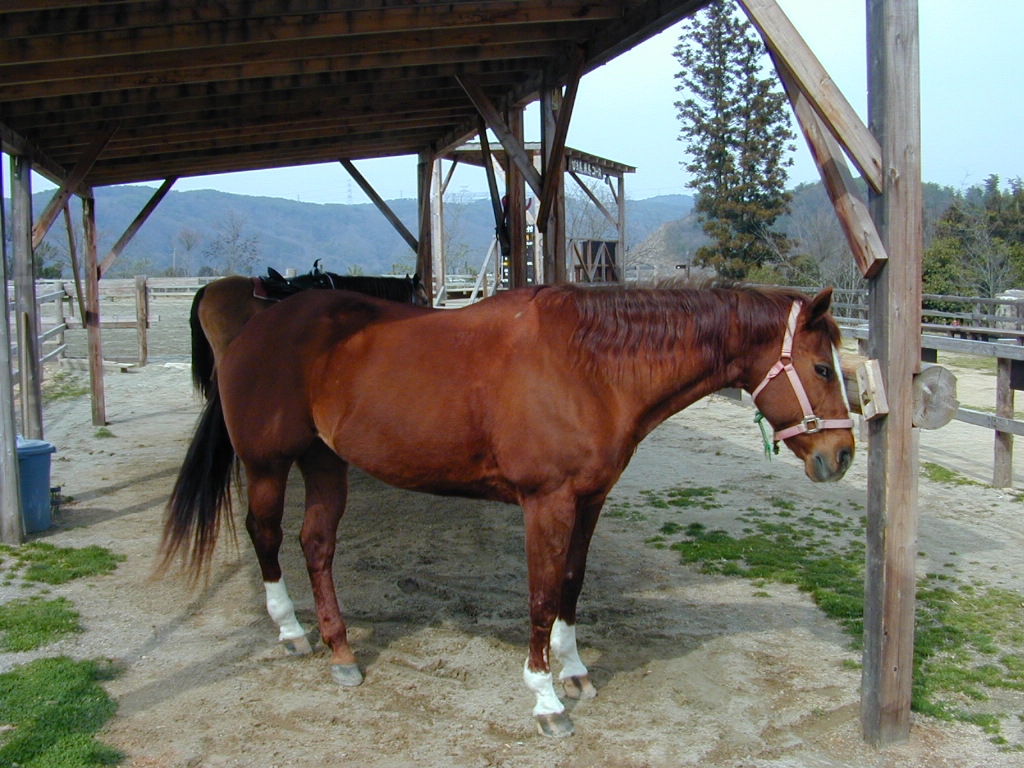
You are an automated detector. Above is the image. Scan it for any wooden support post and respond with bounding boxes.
[615,173,626,283]
[506,104,528,289]
[10,154,43,440]
[537,49,584,235]
[431,159,446,304]
[135,276,149,366]
[861,0,922,747]
[82,193,106,426]
[479,118,510,268]
[0,158,25,545]
[416,152,435,306]
[540,84,566,283]
[995,356,1014,487]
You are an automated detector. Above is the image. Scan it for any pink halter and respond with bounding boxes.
[750,301,854,442]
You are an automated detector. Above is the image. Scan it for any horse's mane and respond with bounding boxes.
[542,280,834,377]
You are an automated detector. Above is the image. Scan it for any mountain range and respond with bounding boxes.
[12,181,955,279]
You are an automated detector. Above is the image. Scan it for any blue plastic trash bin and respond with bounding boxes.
[16,436,57,533]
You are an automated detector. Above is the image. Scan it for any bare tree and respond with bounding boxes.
[174,227,202,277]
[204,211,260,275]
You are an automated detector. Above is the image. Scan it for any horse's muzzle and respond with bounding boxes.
[808,445,854,482]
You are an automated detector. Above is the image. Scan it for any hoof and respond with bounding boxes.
[331,663,364,687]
[535,711,574,738]
[281,635,313,655]
[562,675,597,700]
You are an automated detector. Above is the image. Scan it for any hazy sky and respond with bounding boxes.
[17,0,1024,205]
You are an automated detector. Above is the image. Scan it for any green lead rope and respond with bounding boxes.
[754,411,780,459]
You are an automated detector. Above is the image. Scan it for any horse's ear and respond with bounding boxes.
[805,288,834,329]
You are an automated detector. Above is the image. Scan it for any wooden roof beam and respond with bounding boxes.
[340,159,418,252]
[537,47,584,233]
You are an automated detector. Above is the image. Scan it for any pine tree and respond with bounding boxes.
[673,0,795,279]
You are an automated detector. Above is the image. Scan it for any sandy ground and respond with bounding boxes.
[6,295,1024,767]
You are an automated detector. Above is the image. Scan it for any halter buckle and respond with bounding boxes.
[801,415,823,434]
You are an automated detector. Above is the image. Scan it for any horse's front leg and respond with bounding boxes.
[521,492,577,738]
[551,496,604,701]
[297,441,362,686]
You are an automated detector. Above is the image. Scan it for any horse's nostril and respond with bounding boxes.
[838,447,853,471]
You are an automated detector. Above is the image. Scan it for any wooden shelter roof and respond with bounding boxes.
[0,0,707,190]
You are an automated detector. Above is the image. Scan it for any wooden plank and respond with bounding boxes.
[98,177,175,278]
[957,407,1024,438]
[775,58,887,278]
[456,75,543,198]
[31,121,117,249]
[340,159,418,252]
[739,0,884,193]
[134,276,148,367]
[416,152,435,306]
[861,0,923,747]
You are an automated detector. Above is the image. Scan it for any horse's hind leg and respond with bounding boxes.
[297,440,362,686]
[245,460,314,655]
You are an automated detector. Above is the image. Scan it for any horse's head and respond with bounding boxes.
[747,288,855,482]
[409,272,431,306]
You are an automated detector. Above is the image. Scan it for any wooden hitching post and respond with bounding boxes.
[82,193,107,426]
[11,154,43,440]
[861,0,923,746]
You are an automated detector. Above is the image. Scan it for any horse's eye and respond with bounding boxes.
[815,363,834,381]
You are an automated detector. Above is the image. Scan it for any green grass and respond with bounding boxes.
[634,484,1024,747]
[921,461,982,488]
[42,371,89,404]
[93,427,115,439]
[0,657,123,767]
[0,596,81,652]
[0,543,127,765]
[1,542,126,585]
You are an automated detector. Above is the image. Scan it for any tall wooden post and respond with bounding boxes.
[1,155,25,544]
[506,104,528,288]
[82,192,106,426]
[416,151,435,306]
[541,85,566,284]
[994,357,1013,487]
[430,159,446,303]
[861,0,922,746]
[11,154,43,440]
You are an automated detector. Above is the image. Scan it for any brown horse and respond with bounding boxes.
[162,282,854,737]
[189,271,426,398]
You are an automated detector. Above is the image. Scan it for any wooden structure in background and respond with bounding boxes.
[0,0,925,747]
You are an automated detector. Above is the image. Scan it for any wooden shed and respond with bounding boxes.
[0,0,923,748]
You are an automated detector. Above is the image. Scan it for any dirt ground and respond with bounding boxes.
[8,295,1024,767]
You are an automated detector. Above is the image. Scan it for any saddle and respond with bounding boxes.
[254,261,340,300]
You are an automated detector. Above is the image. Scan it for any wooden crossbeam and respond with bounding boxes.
[31,120,117,249]
[98,177,176,278]
[340,159,418,253]
[739,0,884,194]
[537,47,585,233]
[568,169,617,228]
[776,58,887,278]
[456,75,543,197]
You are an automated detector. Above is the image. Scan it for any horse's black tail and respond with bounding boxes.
[159,388,236,576]
[190,285,216,399]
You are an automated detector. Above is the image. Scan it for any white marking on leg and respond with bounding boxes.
[264,580,306,641]
[550,618,589,680]
[523,657,565,716]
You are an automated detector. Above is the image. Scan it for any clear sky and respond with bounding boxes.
[15,0,1024,204]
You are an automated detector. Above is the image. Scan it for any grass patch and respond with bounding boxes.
[921,461,982,488]
[0,596,81,652]
[0,657,123,767]
[1,542,126,585]
[634,485,1024,745]
[93,427,115,439]
[42,370,89,404]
